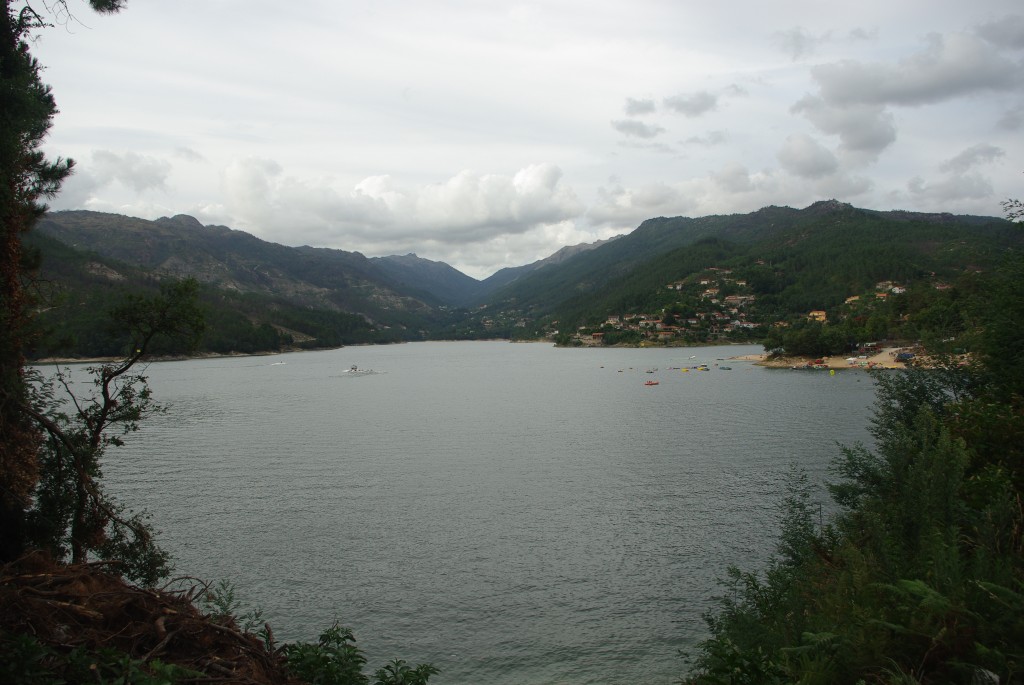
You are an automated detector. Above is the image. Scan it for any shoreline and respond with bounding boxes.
[731,346,910,370]
[32,343,914,371]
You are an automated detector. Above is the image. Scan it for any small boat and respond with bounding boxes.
[344,365,378,376]
[644,380,659,386]
[718,366,732,370]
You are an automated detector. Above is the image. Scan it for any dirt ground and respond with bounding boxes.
[731,347,911,369]
[0,552,297,684]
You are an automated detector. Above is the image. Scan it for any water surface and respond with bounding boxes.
[86,342,878,684]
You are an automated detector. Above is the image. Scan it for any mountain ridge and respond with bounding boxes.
[29,202,1015,356]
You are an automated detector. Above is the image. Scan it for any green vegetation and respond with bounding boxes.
[3,1,1022,683]
[0,630,201,685]
[0,4,438,683]
[535,209,1018,355]
[281,623,439,685]
[23,230,401,358]
[27,201,1021,355]
[683,246,1024,683]
[481,203,1017,346]
[22,280,203,584]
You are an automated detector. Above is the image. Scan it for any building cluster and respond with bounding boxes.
[569,267,940,346]
[573,267,764,345]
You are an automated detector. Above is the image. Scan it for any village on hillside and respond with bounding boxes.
[561,265,946,365]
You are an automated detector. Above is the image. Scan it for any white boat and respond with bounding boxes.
[344,365,379,376]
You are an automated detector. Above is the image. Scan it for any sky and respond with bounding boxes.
[31,0,1024,279]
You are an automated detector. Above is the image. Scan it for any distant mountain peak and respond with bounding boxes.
[155,214,205,230]
[804,199,854,214]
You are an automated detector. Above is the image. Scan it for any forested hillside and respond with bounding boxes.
[682,219,1024,685]
[27,212,479,357]
[489,202,1016,353]
[28,202,1017,358]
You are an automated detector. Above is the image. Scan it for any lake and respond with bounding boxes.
[76,341,878,684]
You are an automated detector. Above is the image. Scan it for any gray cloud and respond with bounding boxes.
[174,146,206,163]
[908,173,994,203]
[611,119,666,139]
[848,27,877,42]
[792,28,1023,161]
[91,150,172,193]
[809,32,1022,108]
[775,27,821,61]
[663,91,718,118]
[776,26,877,61]
[792,96,896,157]
[683,130,727,146]
[776,133,839,178]
[36,2,1024,277]
[723,83,748,97]
[998,103,1024,130]
[618,141,677,155]
[624,97,656,115]
[815,173,872,198]
[976,14,1024,49]
[588,181,689,228]
[905,141,1006,206]
[939,143,1005,174]
[712,164,755,193]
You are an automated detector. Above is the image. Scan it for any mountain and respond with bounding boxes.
[480,236,622,294]
[28,211,494,357]
[28,202,1018,356]
[34,211,486,314]
[479,200,1015,326]
[369,253,485,306]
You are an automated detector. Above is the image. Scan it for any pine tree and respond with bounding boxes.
[0,1,125,561]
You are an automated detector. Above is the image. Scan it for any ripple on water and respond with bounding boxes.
[99,343,876,685]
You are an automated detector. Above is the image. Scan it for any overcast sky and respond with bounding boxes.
[33,0,1024,279]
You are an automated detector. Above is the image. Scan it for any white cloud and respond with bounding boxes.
[34,1,1024,277]
[776,133,839,178]
[220,160,584,248]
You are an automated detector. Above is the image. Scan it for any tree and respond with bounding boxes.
[25,279,204,584]
[685,193,1024,684]
[0,0,126,562]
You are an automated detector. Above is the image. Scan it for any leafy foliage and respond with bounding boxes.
[280,622,438,685]
[0,630,200,685]
[684,248,1024,684]
[24,280,204,584]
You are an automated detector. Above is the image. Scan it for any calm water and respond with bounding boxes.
[80,342,877,684]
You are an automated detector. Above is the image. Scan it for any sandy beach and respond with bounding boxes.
[732,346,910,370]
